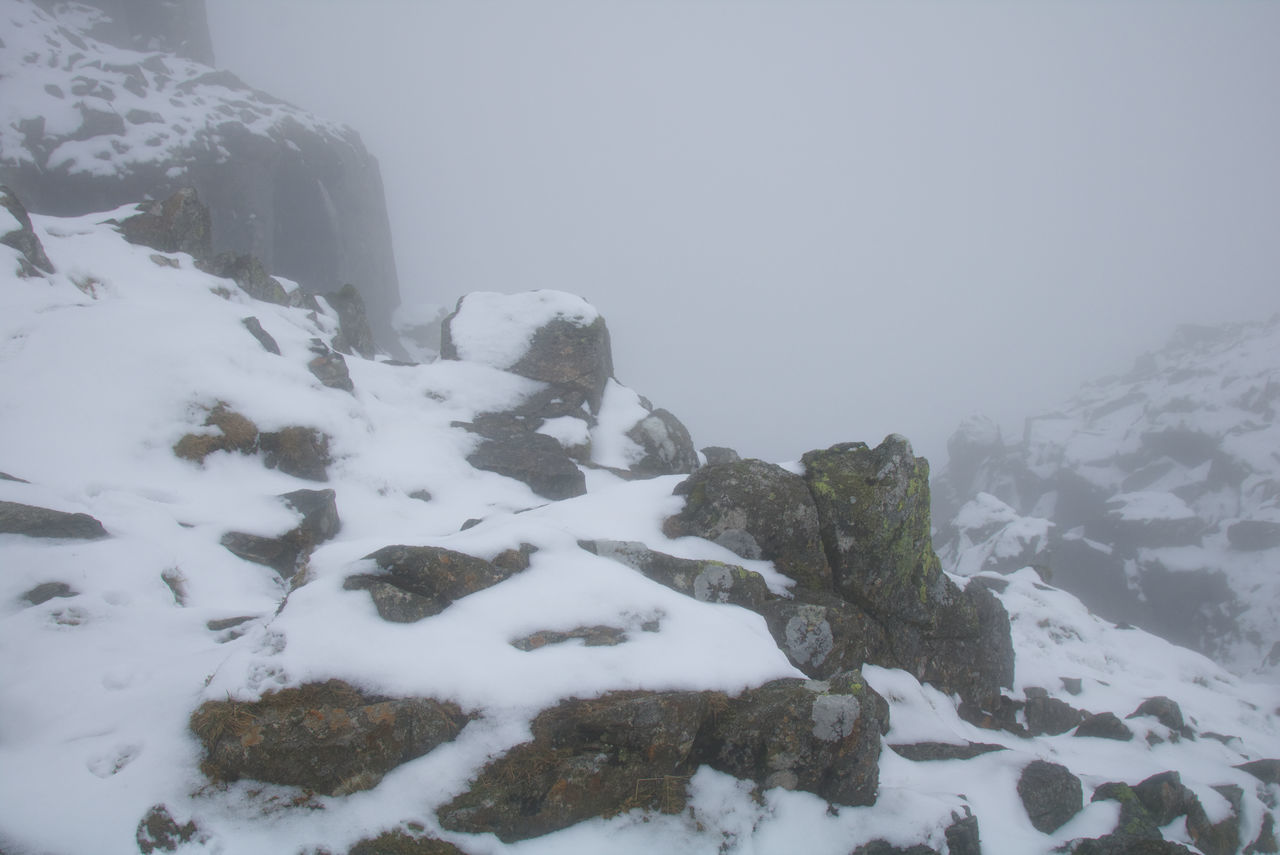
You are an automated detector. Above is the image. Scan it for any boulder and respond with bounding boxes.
[1017,759,1082,833]
[344,545,520,623]
[190,680,470,796]
[581,540,773,610]
[664,458,831,592]
[172,403,260,464]
[347,833,469,855]
[511,625,630,651]
[325,283,379,359]
[219,488,341,579]
[0,501,108,539]
[888,742,1005,762]
[945,811,983,855]
[466,432,586,501]
[135,805,200,854]
[199,253,291,306]
[625,408,699,476]
[701,446,741,465]
[1228,520,1280,551]
[1024,687,1086,736]
[756,591,890,679]
[801,436,946,623]
[1,186,55,275]
[241,317,281,355]
[307,340,355,393]
[1236,759,1280,784]
[1074,712,1134,741]
[259,426,332,482]
[1245,812,1277,855]
[22,581,78,605]
[119,188,212,261]
[1127,696,1192,738]
[1186,785,1243,855]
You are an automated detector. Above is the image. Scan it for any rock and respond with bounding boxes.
[1,186,55,275]
[220,489,340,578]
[851,842,936,855]
[347,832,469,855]
[343,545,519,623]
[0,500,108,539]
[199,253,291,305]
[22,581,78,605]
[325,283,379,359]
[1127,696,1191,738]
[1074,712,1134,741]
[466,432,585,500]
[581,540,774,610]
[1187,784,1243,855]
[1245,812,1277,855]
[135,804,199,854]
[173,402,260,464]
[259,426,332,481]
[1017,759,1082,833]
[664,458,831,592]
[441,293,614,412]
[701,446,741,465]
[1090,781,1164,843]
[1236,758,1280,784]
[120,188,212,260]
[438,689,716,842]
[190,680,470,796]
[888,742,1005,762]
[801,436,945,623]
[241,316,281,355]
[1131,771,1195,827]
[71,0,215,64]
[756,591,890,680]
[625,408,699,476]
[945,811,982,855]
[511,625,629,651]
[1024,687,1086,736]
[1228,520,1280,551]
[440,671,887,842]
[1070,839,1195,854]
[307,340,355,393]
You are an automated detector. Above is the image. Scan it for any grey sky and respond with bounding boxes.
[208,1,1280,466]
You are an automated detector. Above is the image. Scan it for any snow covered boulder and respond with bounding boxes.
[581,539,774,609]
[0,186,54,276]
[441,291,614,412]
[119,188,213,261]
[0,500,108,539]
[343,545,523,623]
[190,680,470,796]
[1016,759,1082,833]
[219,488,341,580]
[625,407,700,476]
[664,458,831,592]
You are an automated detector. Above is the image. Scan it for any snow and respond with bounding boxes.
[446,290,599,369]
[1107,491,1197,522]
[1,208,1279,854]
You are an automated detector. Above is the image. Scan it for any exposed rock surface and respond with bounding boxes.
[0,500,108,539]
[439,671,886,842]
[1017,759,1082,833]
[347,832,469,855]
[465,430,586,500]
[120,188,211,259]
[1074,711,1135,741]
[1,186,55,276]
[344,545,520,622]
[220,488,340,579]
[581,539,773,609]
[190,680,470,795]
[259,426,332,481]
[625,408,700,476]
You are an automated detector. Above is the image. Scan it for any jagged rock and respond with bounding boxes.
[219,489,340,579]
[511,625,629,651]
[172,403,259,463]
[343,545,519,623]
[701,446,741,465]
[802,436,946,623]
[1228,520,1280,552]
[625,408,699,476]
[259,426,332,481]
[1017,759,1082,833]
[0,500,108,539]
[581,540,773,610]
[888,742,1005,762]
[1,186,55,275]
[325,283,378,359]
[664,458,831,591]
[119,189,212,260]
[1127,696,1191,738]
[241,317,281,355]
[347,832,469,855]
[135,804,199,854]
[466,432,585,500]
[21,581,78,605]
[307,340,355,393]
[440,671,887,842]
[1074,712,1134,741]
[1025,687,1086,736]
[1236,758,1280,784]
[441,293,614,412]
[199,253,290,305]
[190,680,470,796]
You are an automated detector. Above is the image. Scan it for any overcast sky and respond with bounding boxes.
[207,1,1280,466]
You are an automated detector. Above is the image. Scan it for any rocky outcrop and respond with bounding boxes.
[0,1,401,342]
[190,680,470,796]
[343,545,522,622]
[438,671,886,842]
[0,500,108,539]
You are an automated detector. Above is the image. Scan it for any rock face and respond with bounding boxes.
[438,671,886,842]
[190,680,470,796]
[0,0,401,342]
[934,318,1280,674]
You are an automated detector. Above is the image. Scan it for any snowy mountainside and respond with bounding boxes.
[935,319,1280,677]
[1,206,1278,854]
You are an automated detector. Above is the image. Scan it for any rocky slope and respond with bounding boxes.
[934,318,1280,679]
[2,192,1278,854]
[0,0,401,342]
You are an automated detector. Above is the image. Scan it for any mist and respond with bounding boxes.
[207,0,1280,467]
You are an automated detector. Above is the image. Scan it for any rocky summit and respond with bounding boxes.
[934,317,1280,678]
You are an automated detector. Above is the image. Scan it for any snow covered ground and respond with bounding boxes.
[1,210,1278,854]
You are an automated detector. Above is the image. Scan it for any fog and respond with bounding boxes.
[207,1,1280,467]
